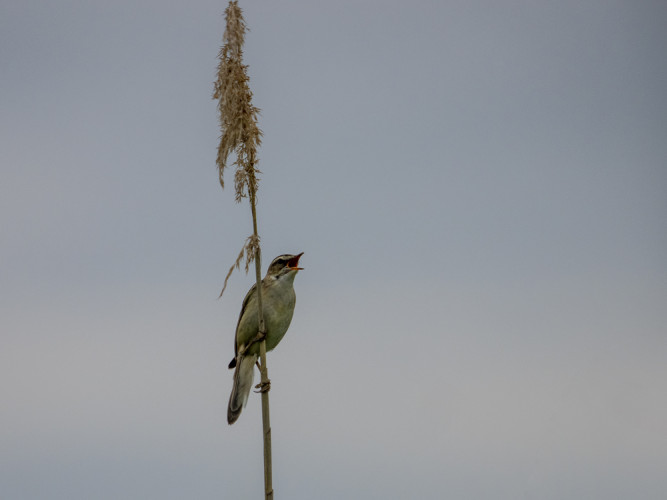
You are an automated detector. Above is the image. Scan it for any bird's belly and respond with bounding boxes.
[263,295,295,351]
[237,289,295,355]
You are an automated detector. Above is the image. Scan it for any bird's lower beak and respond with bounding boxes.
[287,252,304,270]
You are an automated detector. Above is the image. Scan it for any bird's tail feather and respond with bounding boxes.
[227,354,257,425]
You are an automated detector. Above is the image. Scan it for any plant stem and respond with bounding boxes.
[249,189,273,500]
[259,338,273,499]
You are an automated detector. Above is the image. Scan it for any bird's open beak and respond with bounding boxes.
[287,252,304,270]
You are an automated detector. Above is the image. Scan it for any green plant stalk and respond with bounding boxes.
[249,188,273,500]
[214,2,273,496]
[259,338,273,500]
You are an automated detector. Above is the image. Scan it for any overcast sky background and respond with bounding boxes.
[1,0,666,498]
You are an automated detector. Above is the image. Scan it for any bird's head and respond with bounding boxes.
[266,252,304,278]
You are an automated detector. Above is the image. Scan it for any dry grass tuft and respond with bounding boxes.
[213,0,262,200]
[219,234,260,298]
[214,1,264,297]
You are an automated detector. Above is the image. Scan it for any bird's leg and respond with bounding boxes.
[238,329,266,358]
[254,357,271,393]
[250,329,266,345]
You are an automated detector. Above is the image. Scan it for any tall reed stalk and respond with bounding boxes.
[213,2,273,498]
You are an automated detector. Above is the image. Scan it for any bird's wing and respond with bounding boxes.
[234,281,258,358]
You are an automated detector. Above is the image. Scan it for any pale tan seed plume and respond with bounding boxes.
[213,0,262,200]
[219,234,260,298]
[213,1,263,297]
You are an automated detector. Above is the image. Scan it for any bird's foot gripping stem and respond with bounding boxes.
[254,379,271,393]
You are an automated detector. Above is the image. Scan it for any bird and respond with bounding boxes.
[227,252,304,424]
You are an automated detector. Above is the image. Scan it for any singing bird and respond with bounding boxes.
[227,253,304,424]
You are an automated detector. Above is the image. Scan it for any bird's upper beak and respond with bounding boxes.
[287,252,304,270]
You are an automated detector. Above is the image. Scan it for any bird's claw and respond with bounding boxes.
[254,380,271,393]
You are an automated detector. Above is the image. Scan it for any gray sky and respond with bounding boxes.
[2,0,666,498]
